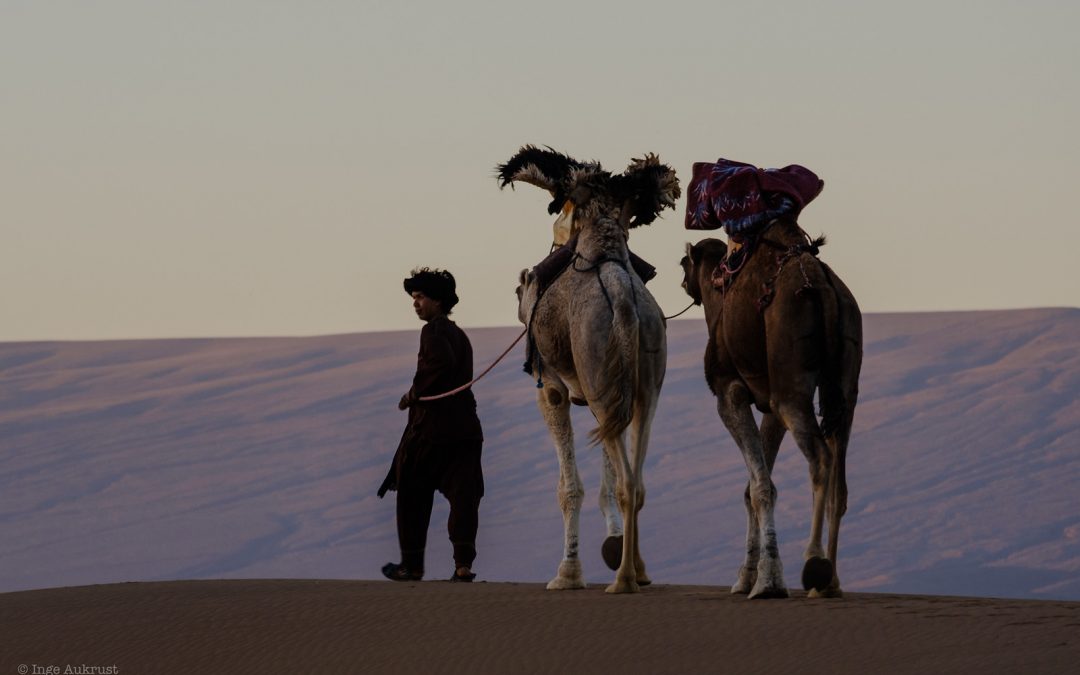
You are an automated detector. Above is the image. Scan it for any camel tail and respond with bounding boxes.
[817,262,861,437]
[588,294,638,445]
[819,262,862,518]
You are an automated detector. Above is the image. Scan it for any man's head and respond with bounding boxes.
[403,267,458,321]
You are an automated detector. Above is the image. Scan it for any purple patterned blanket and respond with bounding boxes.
[684,159,824,235]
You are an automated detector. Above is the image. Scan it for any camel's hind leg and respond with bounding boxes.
[817,404,854,598]
[537,381,586,590]
[622,387,661,587]
[776,398,839,597]
[731,413,786,594]
[601,432,640,594]
[718,381,787,599]
[599,452,624,571]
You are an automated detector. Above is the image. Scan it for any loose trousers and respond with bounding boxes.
[396,439,483,572]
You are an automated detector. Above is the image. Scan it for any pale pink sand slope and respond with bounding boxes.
[1,309,1077,598]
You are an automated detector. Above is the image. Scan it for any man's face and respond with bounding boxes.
[411,291,443,322]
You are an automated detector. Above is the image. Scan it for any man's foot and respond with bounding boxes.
[382,562,423,582]
[449,566,476,582]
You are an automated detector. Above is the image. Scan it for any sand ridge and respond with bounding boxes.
[3,579,1078,674]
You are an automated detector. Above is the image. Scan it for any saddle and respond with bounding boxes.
[524,236,657,381]
[711,223,825,312]
[531,235,656,293]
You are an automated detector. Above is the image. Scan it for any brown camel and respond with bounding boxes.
[679,161,862,598]
[499,146,679,593]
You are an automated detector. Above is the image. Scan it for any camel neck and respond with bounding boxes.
[574,219,628,263]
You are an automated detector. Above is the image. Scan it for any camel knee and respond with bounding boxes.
[721,381,753,407]
[750,479,777,512]
[544,386,565,408]
[557,480,584,513]
[615,484,639,513]
[807,456,829,488]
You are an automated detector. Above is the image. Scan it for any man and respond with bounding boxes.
[378,268,484,582]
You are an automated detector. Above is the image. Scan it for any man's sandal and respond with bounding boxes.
[382,562,423,582]
[449,568,476,582]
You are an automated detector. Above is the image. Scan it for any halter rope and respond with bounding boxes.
[416,327,529,401]
[663,301,696,320]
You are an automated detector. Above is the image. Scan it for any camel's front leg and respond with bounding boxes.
[718,382,787,599]
[731,413,786,594]
[537,383,585,590]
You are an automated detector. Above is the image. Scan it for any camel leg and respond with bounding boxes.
[537,383,586,590]
[601,433,640,594]
[732,412,786,594]
[626,396,658,587]
[818,406,854,598]
[718,382,787,599]
[599,452,625,571]
[732,480,758,594]
[775,399,836,596]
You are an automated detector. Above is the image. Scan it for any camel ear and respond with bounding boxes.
[619,154,681,228]
[689,241,705,266]
[496,145,596,215]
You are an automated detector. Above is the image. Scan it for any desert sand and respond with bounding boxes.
[2,579,1078,674]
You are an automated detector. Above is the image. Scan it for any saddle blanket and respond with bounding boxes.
[685,159,824,235]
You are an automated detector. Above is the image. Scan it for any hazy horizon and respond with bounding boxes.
[3,306,1079,344]
[4,1,1079,341]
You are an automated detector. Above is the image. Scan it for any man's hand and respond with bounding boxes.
[398,393,412,410]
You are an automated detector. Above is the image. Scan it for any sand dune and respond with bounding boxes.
[2,580,1077,674]
[1,309,1078,600]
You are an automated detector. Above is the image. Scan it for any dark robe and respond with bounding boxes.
[378,316,483,497]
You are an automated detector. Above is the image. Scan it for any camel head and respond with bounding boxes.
[680,238,728,305]
[515,267,537,325]
[497,146,680,245]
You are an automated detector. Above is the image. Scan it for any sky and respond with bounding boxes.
[2,0,1078,341]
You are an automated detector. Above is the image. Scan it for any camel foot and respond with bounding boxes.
[601,535,622,571]
[748,560,788,599]
[546,560,585,590]
[731,566,756,595]
[605,577,640,594]
[748,580,789,599]
[801,557,834,593]
[807,574,844,598]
